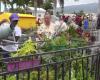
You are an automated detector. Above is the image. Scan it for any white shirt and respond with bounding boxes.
[69,21,79,29]
[14,26,22,37]
[0,23,22,52]
[37,22,55,39]
[55,20,69,34]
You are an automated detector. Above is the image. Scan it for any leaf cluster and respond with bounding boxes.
[11,38,37,57]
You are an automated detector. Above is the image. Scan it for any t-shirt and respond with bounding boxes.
[0,23,22,52]
[84,19,89,29]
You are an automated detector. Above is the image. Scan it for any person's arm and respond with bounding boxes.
[37,33,44,41]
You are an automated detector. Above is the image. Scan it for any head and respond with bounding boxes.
[44,12,51,26]
[9,13,19,30]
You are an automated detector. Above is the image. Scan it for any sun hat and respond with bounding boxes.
[9,13,19,21]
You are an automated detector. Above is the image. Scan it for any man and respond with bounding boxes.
[96,14,100,41]
[0,13,22,58]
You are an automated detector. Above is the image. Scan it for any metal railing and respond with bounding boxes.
[0,44,99,80]
[0,54,99,80]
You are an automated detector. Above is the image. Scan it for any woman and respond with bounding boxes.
[37,12,55,40]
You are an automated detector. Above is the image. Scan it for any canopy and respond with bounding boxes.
[27,7,46,13]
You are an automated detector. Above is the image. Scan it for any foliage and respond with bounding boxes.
[41,26,87,52]
[68,26,78,37]
[41,33,69,52]
[11,37,37,57]
[9,7,26,13]
[16,0,30,7]
[78,10,85,16]
[42,0,53,10]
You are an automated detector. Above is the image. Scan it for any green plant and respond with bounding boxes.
[11,37,37,57]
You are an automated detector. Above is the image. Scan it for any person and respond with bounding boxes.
[83,17,89,31]
[0,13,22,58]
[55,16,69,35]
[75,15,82,27]
[37,12,55,40]
[96,14,100,42]
[36,14,43,26]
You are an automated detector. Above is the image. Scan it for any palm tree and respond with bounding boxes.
[53,0,57,15]
[0,0,2,12]
[59,0,64,14]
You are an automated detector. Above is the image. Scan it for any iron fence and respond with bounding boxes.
[0,54,99,80]
[0,45,99,80]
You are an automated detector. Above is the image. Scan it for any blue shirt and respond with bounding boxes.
[84,19,89,29]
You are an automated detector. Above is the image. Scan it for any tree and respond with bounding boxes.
[59,0,64,14]
[7,0,15,10]
[43,0,53,10]
[37,0,43,7]
[79,10,85,16]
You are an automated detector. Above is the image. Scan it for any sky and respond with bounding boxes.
[1,0,99,11]
[57,0,98,7]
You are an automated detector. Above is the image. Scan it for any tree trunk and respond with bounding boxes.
[0,2,1,12]
[61,5,64,14]
[53,0,57,15]
[3,2,7,12]
[59,0,64,14]
[98,0,100,14]
[34,0,37,16]
[10,4,14,11]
